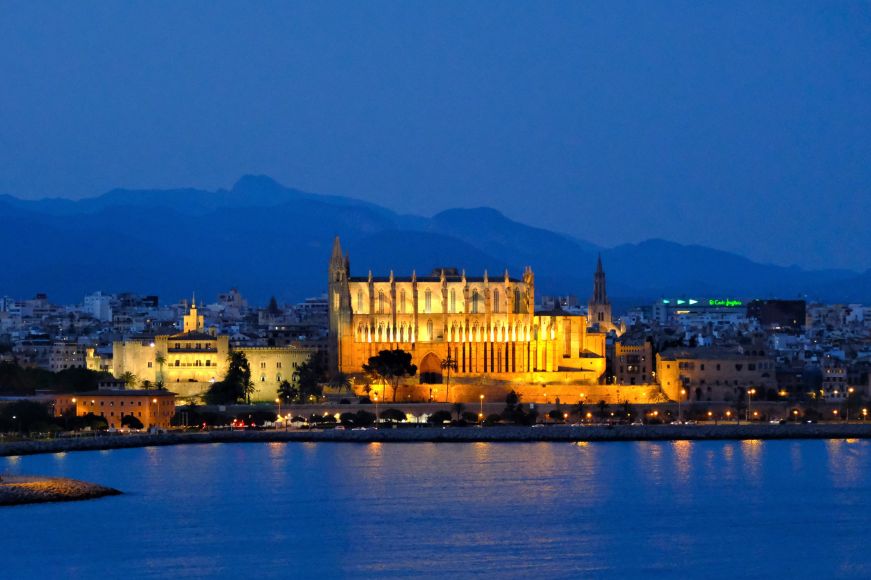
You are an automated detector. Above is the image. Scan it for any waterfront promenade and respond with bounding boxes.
[4,423,871,456]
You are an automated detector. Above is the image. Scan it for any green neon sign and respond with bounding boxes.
[709,299,743,307]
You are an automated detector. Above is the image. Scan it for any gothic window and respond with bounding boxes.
[378,291,385,314]
[425,290,432,313]
[564,320,571,356]
[471,289,480,314]
[357,290,363,312]
[449,290,456,313]
[494,290,500,313]
[400,290,406,313]
[427,320,434,341]
[514,289,522,313]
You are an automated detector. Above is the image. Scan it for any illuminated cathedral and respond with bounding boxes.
[327,237,613,402]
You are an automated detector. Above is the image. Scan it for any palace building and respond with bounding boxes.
[96,299,314,402]
[327,237,620,403]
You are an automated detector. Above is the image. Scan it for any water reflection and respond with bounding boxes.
[3,441,871,579]
[826,439,864,487]
[740,439,763,484]
[671,440,692,485]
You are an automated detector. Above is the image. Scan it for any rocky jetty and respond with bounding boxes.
[0,475,121,506]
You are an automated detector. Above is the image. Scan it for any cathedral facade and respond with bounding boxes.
[327,237,610,401]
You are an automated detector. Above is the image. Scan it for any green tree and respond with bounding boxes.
[155,351,167,387]
[597,400,609,419]
[227,350,255,404]
[363,349,417,403]
[380,408,406,423]
[297,351,328,402]
[0,401,53,433]
[278,380,299,403]
[451,402,466,421]
[120,371,138,388]
[440,354,458,403]
[205,351,254,404]
[121,414,144,429]
[328,372,353,394]
[428,410,452,424]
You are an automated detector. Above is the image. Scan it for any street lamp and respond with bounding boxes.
[275,398,282,430]
[479,394,484,422]
[847,387,855,421]
[373,394,380,429]
[863,408,868,422]
[747,388,756,422]
[678,388,686,423]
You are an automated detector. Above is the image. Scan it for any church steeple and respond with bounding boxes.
[588,255,613,332]
[592,254,608,305]
[182,295,204,333]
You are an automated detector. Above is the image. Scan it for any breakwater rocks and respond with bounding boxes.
[0,475,121,506]
[3,423,871,457]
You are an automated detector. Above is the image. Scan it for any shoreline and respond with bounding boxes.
[4,423,871,456]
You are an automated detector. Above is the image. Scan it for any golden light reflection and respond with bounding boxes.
[740,439,763,483]
[825,439,863,486]
[672,440,692,483]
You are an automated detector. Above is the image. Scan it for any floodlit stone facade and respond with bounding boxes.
[327,237,610,402]
[108,301,313,401]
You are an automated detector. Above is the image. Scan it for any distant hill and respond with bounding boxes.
[0,175,864,305]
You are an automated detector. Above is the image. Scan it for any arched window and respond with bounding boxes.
[450,290,456,313]
[471,289,480,314]
[494,290,500,313]
[378,291,385,314]
[399,289,406,313]
[357,290,363,312]
[514,289,522,313]
[427,320,434,341]
[425,289,432,313]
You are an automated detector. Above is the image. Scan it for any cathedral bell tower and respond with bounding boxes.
[588,255,614,333]
[328,236,352,373]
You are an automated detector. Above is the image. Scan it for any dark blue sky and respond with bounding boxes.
[1,1,869,270]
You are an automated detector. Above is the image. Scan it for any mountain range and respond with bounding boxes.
[1,175,867,307]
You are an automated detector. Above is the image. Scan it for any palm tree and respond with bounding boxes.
[155,351,166,386]
[440,354,458,403]
[119,371,137,388]
[452,402,466,421]
[329,372,353,395]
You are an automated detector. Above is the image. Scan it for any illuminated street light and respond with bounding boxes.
[747,388,757,422]
[679,388,686,423]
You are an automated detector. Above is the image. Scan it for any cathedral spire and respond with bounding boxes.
[592,254,608,305]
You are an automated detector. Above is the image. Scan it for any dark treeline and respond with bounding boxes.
[0,362,111,396]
